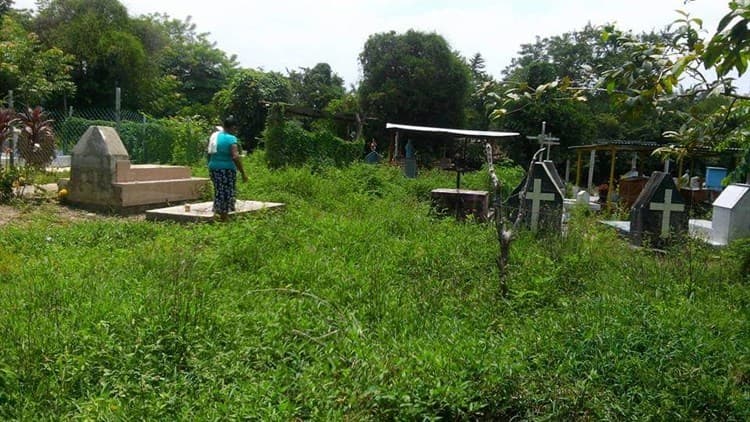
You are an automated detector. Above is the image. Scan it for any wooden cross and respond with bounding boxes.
[526,121,560,162]
[527,178,556,231]
[649,189,685,237]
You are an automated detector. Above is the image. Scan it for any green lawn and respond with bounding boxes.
[1,154,748,420]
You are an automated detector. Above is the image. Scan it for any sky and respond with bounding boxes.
[13,0,741,90]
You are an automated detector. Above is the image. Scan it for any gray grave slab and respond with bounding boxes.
[601,220,631,234]
[629,171,687,246]
[146,200,285,223]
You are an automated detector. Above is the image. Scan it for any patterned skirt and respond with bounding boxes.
[210,169,237,214]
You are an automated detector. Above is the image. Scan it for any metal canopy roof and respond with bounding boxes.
[386,123,519,139]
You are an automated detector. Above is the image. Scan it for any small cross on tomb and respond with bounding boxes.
[527,178,556,231]
[526,121,560,162]
[649,189,685,237]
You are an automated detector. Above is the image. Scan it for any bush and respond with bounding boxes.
[263,104,364,169]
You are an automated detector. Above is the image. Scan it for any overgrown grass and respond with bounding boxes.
[0,154,748,420]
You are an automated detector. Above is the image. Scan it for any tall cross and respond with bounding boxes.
[527,121,560,162]
[649,189,685,237]
[526,178,556,231]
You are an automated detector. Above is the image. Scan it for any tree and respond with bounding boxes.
[0,0,12,16]
[288,63,345,112]
[465,52,496,130]
[213,69,291,151]
[0,15,75,106]
[601,1,750,182]
[137,14,239,117]
[358,30,471,135]
[33,0,156,108]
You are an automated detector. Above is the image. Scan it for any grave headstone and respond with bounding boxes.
[507,161,565,231]
[629,171,687,246]
[710,184,750,245]
[68,126,130,208]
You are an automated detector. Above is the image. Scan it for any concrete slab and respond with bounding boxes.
[601,220,631,234]
[146,200,285,223]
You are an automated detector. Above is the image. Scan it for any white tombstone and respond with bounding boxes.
[576,190,590,205]
[711,184,750,245]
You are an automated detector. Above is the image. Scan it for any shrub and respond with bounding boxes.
[57,116,209,165]
[263,104,364,169]
[17,107,56,168]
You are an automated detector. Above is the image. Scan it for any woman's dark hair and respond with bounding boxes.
[223,115,237,130]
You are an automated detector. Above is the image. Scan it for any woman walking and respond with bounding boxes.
[208,116,248,221]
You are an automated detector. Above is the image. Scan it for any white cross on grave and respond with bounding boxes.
[527,178,556,231]
[649,189,685,237]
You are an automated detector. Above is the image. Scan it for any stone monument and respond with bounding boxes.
[66,126,209,213]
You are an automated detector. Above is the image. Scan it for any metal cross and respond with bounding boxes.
[649,189,685,237]
[526,121,560,162]
[527,178,556,231]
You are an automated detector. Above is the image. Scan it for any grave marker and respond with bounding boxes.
[629,171,688,246]
[507,161,565,232]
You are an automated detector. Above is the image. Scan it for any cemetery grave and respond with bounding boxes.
[64,126,209,213]
[602,171,689,247]
[689,184,750,246]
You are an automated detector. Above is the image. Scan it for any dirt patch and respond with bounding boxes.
[0,201,145,227]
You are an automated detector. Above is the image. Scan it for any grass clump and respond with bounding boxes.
[0,154,747,420]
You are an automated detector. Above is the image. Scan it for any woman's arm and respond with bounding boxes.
[231,144,249,182]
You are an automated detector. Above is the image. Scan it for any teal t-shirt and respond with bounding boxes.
[208,132,238,170]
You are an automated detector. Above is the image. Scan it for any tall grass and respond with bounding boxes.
[0,154,748,420]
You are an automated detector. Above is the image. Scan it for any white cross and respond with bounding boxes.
[649,189,685,237]
[526,178,556,231]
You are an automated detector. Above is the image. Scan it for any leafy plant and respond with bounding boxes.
[16,106,55,168]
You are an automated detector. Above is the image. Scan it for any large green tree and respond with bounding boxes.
[358,30,471,132]
[137,14,238,117]
[601,1,750,182]
[288,62,345,112]
[0,14,75,106]
[33,0,155,109]
[213,69,291,151]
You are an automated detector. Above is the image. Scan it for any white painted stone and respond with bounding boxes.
[711,184,750,245]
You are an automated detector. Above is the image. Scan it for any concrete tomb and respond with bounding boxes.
[507,161,565,231]
[66,126,209,212]
[629,171,688,246]
[689,184,750,246]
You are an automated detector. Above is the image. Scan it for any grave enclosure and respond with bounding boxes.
[65,126,209,213]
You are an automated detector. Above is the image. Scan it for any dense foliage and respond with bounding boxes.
[0,14,75,106]
[263,104,363,169]
[58,116,210,165]
[213,69,291,151]
[358,30,471,142]
[0,154,747,419]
